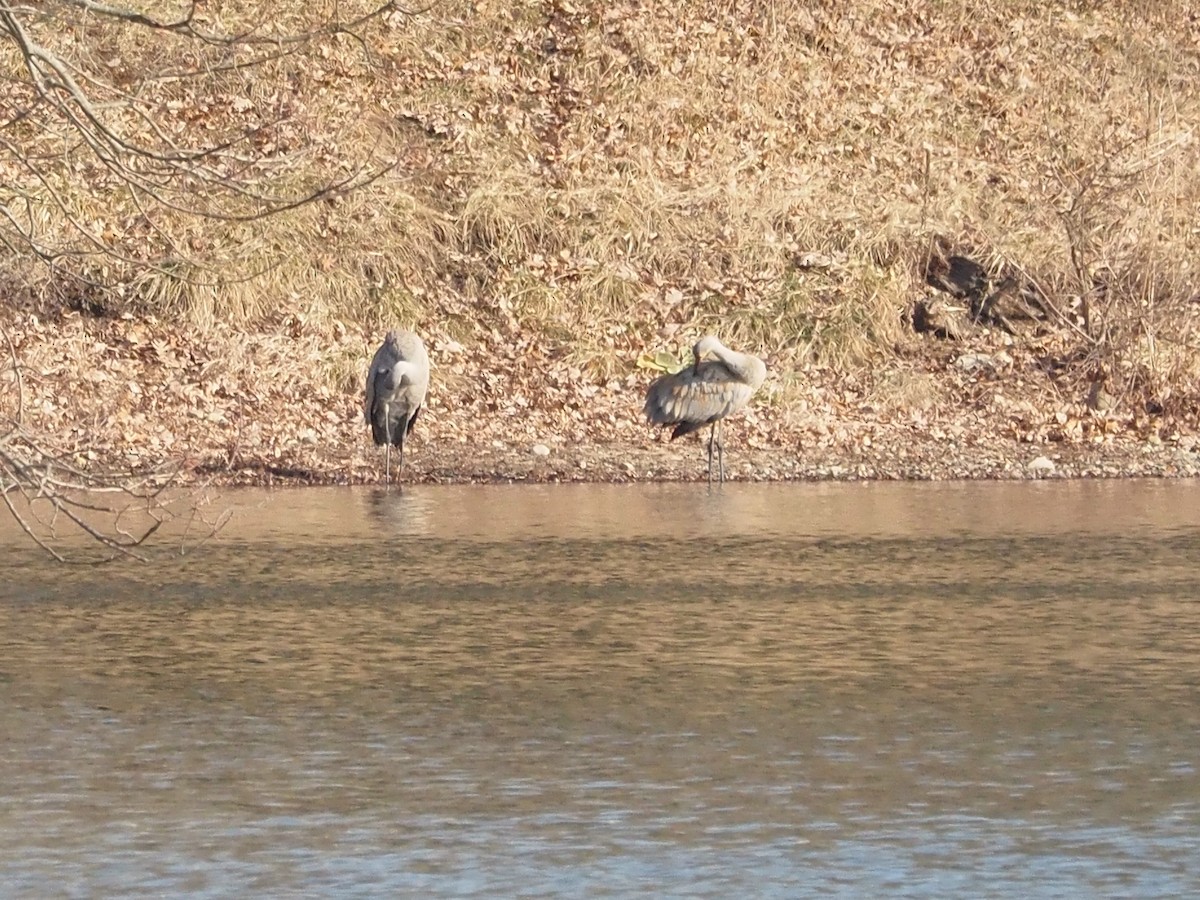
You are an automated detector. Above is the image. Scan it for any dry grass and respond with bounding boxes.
[3,0,1200,413]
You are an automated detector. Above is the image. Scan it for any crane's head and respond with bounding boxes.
[691,335,723,372]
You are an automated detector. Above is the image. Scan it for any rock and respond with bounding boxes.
[1028,455,1056,473]
[927,254,989,299]
[532,443,550,457]
[793,251,834,270]
[955,350,1010,374]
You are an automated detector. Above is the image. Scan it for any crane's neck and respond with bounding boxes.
[391,360,422,385]
[704,341,766,390]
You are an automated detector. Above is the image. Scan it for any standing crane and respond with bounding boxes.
[644,335,767,483]
[364,329,429,484]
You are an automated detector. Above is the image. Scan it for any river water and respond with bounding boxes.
[2,481,1200,897]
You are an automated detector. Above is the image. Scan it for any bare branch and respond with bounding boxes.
[48,0,437,49]
[0,2,435,560]
[0,321,24,427]
[1,0,426,303]
[0,321,220,562]
[0,414,200,563]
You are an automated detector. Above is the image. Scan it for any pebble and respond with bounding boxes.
[532,443,550,457]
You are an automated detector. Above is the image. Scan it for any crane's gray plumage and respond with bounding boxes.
[365,329,429,484]
[644,335,766,483]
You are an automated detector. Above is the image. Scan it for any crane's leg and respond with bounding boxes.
[383,413,393,487]
[716,420,725,483]
[706,424,716,484]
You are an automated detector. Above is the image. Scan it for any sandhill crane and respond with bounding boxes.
[364,329,429,484]
[644,335,767,483]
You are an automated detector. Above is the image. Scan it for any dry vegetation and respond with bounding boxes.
[3,0,1200,487]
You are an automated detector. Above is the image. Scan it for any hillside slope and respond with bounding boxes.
[3,1,1200,482]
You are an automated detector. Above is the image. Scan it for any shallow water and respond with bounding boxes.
[3,481,1200,897]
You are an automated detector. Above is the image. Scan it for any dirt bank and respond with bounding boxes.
[6,309,1199,489]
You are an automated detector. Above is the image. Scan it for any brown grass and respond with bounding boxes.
[3,0,1200,411]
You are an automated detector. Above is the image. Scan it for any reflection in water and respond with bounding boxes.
[3,481,1200,897]
[363,486,435,536]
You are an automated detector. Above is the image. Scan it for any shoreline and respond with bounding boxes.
[192,440,1200,487]
[7,311,1200,491]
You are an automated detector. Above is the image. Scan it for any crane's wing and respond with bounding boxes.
[644,362,755,436]
[389,331,430,409]
[364,339,400,423]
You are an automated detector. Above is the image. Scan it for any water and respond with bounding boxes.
[3,481,1200,897]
